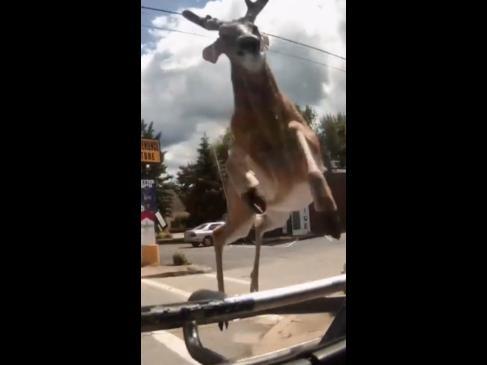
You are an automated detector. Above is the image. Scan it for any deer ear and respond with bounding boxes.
[203,39,223,63]
[261,34,270,51]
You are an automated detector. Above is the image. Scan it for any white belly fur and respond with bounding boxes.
[245,153,319,213]
[267,182,313,212]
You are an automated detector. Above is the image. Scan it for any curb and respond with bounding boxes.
[141,264,212,279]
[157,239,185,244]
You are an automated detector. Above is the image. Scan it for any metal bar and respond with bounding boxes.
[182,320,229,365]
[310,338,346,364]
[180,307,346,365]
[278,360,311,365]
[141,275,346,332]
[320,302,346,345]
[235,338,346,365]
[142,296,344,331]
[269,296,344,315]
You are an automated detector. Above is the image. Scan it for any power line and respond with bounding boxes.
[141,6,182,16]
[141,25,210,38]
[141,5,346,61]
[268,50,346,72]
[141,25,345,72]
[263,33,346,61]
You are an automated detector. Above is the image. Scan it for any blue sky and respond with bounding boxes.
[141,0,207,46]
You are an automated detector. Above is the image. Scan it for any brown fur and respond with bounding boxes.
[230,62,324,202]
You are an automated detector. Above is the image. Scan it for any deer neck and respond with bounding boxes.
[231,61,283,120]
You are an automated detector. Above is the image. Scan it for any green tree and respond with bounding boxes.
[296,104,318,129]
[212,127,234,181]
[294,106,346,170]
[141,119,173,218]
[176,134,226,227]
[317,113,346,170]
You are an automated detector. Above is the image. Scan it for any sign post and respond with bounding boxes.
[141,179,160,266]
[140,139,163,266]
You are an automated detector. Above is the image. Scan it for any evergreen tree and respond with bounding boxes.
[296,104,318,129]
[317,113,346,170]
[176,134,226,227]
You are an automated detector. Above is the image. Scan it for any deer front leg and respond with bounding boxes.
[211,227,227,330]
[226,146,266,214]
[250,216,264,292]
[213,184,255,329]
[250,212,289,292]
[214,239,225,292]
[289,121,341,239]
[213,182,256,294]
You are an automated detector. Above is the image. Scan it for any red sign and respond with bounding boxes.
[141,211,155,222]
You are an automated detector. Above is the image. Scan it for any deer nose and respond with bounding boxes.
[237,35,260,53]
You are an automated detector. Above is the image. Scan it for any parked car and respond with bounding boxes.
[184,222,225,247]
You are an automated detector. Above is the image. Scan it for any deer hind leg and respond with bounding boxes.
[226,145,266,214]
[250,211,290,292]
[213,182,255,294]
[289,121,341,239]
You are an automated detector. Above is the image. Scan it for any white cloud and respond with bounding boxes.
[141,0,346,176]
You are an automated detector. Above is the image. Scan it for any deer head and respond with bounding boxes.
[183,0,270,73]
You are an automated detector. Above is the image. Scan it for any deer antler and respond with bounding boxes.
[244,0,269,23]
[182,10,223,30]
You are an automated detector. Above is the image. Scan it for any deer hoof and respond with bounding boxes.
[314,210,341,239]
[242,188,266,214]
[324,211,341,239]
[218,321,229,331]
[250,273,259,292]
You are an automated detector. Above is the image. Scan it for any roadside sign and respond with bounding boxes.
[141,139,161,163]
[141,180,157,213]
[141,179,157,246]
[155,211,167,229]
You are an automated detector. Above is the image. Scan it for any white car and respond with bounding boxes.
[184,221,225,247]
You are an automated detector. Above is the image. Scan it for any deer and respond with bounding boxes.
[182,0,341,303]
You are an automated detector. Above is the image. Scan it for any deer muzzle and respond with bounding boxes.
[237,35,260,54]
